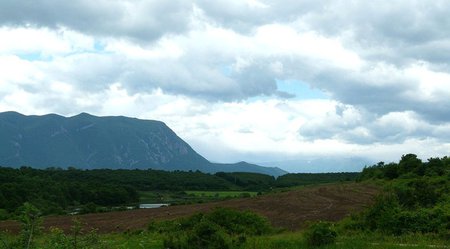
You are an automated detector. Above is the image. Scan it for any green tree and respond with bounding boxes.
[398,154,422,176]
[304,221,337,247]
[426,157,445,176]
[383,163,399,179]
[19,203,42,249]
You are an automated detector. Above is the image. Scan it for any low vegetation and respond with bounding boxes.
[304,221,337,247]
[0,154,448,248]
[151,208,272,249]
[343,154,450,239]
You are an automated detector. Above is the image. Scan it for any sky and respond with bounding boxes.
[1,0,450,172]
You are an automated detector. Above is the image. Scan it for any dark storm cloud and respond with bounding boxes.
[35,52,288,102]
[297,1,450,67]
[0,0,192,41]
[118,59,290,101]
[312,66,450,123]
[195,0,324,33]
[198,0,450,67]
[313,68,414,113]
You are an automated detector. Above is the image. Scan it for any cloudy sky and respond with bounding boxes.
[1,0,450,172]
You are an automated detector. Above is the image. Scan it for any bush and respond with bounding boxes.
[304,221,337,247]
[352,187,449,236]
[163,218,232,249]
[80,202,99,214]
[395,179,440,208]
[188,219,232,249]
[18,202,43,249]
[207,208,272,236]
[44,219,102,249]
[0,209,9,221]
[158,208,272,249]
[363,192,401,231]
[47,227,69,249]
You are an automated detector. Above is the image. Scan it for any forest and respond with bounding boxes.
[0,166,358,219]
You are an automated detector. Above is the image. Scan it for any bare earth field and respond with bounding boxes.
[0,183,379,234]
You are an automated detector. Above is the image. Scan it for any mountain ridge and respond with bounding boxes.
[0,111,286,176]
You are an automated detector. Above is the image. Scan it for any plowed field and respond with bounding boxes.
[0,183,379,234]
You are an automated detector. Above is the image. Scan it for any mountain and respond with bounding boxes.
[212,161,287,177]
[259,157,374,173]
[0,112,286,176]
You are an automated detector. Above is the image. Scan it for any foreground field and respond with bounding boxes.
[3,226,446,249]
[244,233,449,249]
[0,183,378,234]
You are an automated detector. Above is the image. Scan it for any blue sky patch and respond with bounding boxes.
[17,52,48,61]
[276,79,328,99]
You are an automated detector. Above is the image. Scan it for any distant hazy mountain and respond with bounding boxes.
[0,112,286,176]
[259,157,374,173]
[213,161,286,176]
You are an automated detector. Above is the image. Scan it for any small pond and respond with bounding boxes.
[139,203,169,209]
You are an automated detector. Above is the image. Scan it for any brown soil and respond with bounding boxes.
[0,183,379,234]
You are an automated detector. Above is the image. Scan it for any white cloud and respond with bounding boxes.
[0,27,94,56]
[406,64,450,102]
[1,1,450,170]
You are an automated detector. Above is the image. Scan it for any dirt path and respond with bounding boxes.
[0,183,379,234]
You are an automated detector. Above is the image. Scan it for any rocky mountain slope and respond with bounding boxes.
[0,112,285,176]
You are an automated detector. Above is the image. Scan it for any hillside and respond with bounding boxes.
[0,112,285,176]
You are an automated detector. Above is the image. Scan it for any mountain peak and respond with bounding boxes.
[0,111,285,176]
[0,111,25,118]
[74,112,93,117]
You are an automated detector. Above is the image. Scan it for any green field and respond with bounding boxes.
[138,190,258,205]
[185,190,258,198]
[138,191,184,204]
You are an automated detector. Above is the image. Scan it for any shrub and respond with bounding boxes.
[0,209,9,221]
[188,218,232,249]
[163,218,232,249]
[44,219,102,249]
[207,208,272,236]
[363,192,401,231]
[354,188,449,236]
[47,227,69,249]
[158,208,272,249]
[304,221,337,247]
[395,179,440,208]
[18,202,43,249]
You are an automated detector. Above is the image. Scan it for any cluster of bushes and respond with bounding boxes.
[304,221,337,247]
[360,154,449,180]
[346,191,449,236]
[148,208,272,249]
[344,154,449,238]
